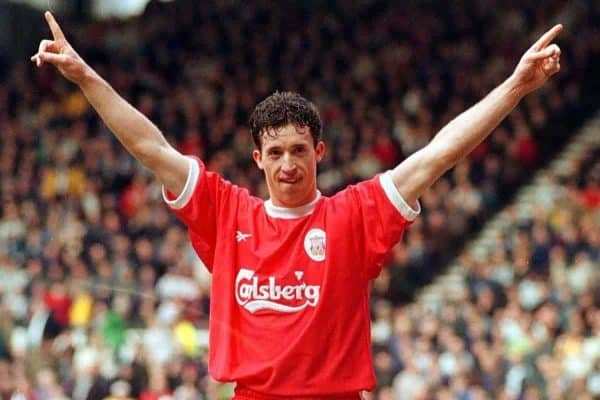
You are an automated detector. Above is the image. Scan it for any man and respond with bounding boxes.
[32,11,562,399]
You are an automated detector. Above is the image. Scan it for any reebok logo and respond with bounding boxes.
[236,231,252,242]
[235,269,320,313]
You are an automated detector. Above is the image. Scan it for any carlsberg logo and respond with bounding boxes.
[235,269,320,313]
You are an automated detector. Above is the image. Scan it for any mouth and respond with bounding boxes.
[279,177,301,185]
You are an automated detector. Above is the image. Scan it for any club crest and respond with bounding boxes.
[304,228,326,262]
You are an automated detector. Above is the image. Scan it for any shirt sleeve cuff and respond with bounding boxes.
[162,157,200,210]
[379,170,421,221]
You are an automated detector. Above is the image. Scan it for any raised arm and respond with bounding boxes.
[31,12,189,195]
[392,24,563,207]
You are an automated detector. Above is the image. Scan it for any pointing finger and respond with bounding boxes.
[532,24,563,51]
[45,11,66,41]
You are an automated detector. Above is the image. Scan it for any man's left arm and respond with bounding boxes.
[392,24,563,207]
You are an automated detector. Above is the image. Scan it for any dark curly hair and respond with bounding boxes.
[249,91,322,149]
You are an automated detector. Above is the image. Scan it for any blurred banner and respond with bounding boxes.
[7,0,176,19]
[92,0,157,19]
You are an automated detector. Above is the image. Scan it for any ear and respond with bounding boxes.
[252,149,264,170]
[315,141,326,163]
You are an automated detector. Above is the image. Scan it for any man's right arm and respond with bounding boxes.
[32,12,188,195]
[78,72,189,195]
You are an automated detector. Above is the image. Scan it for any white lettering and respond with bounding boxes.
[268,277,280,300]
[234,269,321,313]
[305,285,320,306]
[258,284,269,299]
[281,286,294,300]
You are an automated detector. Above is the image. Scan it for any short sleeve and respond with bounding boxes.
[162,156,200,211]
[161,156,230,271]
[335,171,420,280]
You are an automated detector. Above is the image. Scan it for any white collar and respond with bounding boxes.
[264,191,322,219]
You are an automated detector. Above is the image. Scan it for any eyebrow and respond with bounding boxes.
[264,143,308,151]
[264,145,282,152]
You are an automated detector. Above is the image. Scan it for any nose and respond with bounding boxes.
[281,153,297,174]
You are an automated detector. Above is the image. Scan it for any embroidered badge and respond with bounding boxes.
[304,228,326,262]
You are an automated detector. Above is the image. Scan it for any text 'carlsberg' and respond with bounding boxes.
[235,268,321,313]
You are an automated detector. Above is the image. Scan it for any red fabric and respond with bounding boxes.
[469,139,489,162]
[164,158,413,395]
[234,387,361,399]
[516,137,539,167]
[120,182,146,218]
[371,137,398,168]
[581,188,600,208]
[321,104,344,124]
[178,136,204,156]
[44,291,72,327]
[139,391,171,400]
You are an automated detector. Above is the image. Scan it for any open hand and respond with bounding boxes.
[31,11,90,84]
[512,24,562,94]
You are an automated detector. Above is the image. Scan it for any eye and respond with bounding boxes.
[293,146,307,155]
[268,148,282,158]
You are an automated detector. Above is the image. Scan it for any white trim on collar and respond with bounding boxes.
[264,191,322,219]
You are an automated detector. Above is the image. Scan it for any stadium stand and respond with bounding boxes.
[0,0,598,399]
[374,116,599,399]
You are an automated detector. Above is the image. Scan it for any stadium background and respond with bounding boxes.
[0,0,598,398]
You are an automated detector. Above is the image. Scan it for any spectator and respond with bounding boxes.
[0,0,597,397]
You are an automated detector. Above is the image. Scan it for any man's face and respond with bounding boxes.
[252,123,325,208]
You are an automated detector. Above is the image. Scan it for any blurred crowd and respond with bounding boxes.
[369,143,600,399]
[0,0,598,399]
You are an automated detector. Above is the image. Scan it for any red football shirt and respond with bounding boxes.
[163,157,419,396]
